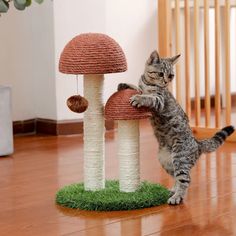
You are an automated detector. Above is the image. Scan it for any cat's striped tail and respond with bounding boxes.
[198,126,235,153]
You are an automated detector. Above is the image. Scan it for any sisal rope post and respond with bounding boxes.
[118,120,140,192]
[104,89,151,192]
[83,74,105,191]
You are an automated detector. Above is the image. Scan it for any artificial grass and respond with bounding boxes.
[56,180,169,211]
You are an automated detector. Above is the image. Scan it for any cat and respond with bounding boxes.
[118,50,235,205]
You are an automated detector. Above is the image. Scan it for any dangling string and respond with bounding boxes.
[76,75,79,95]
[66,75,88,113]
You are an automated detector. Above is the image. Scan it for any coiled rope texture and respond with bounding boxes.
[118,120,140,192]
[83,75,105,191]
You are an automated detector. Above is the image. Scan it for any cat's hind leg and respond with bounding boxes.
[167,152,195,205]
[169,182,177,197]
[157,147,176,196]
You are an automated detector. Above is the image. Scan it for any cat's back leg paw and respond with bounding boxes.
[167,194,183,205]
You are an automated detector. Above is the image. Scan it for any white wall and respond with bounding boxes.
[0,1,56,121]
[0,0,158,122]
[2,1,236,122]
[54,0,157,121]
[53,0,106,121]
[105,0,157,101]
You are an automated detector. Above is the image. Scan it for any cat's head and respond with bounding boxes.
[144,50,180,88]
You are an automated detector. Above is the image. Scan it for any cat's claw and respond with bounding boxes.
[167,194,183,205]
[130,95,143,108]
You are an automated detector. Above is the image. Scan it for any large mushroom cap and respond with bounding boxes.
[59,33,127,75]
[105,89,152,120]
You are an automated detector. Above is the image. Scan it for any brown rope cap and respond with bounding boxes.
[105,89,152,120]
[59,33,127,75]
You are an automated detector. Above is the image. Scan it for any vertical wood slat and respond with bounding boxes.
[158,0,173,93]
[214,0,221,128]
[184,0,191,119]
[225,0,231,125]
[158,0,171,57]
[169,1,173,93]
[175,0,181,105]
[194,0,201,126]
[204,0,211,127]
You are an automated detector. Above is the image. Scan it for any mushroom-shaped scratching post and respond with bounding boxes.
[59,33,127,191]
[105,89,151,192]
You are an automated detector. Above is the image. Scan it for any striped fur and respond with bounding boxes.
[118,50,235,205]
[198,126,234,153]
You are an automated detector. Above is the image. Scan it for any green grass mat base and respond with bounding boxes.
[56,180,169,211]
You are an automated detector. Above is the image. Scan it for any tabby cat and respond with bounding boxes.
[118,50,235,205]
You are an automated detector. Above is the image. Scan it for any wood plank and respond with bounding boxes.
[224,0,231,125]
[149,211,236,235]
[175,0,182,105]
[204,0,211,127]
[170,0,236,9]
[184,0,191,119]
[169,1,173,93]
[158,0,173,93]
[68,193,236,236]
[0,120,236,236]
[215,0,221,128]
[158,0,171,57]
[194,0,201,126]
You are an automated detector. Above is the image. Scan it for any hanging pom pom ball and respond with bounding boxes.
[67,95,88,113]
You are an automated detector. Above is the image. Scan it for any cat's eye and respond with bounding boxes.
[168,74,174,79]
[158,72,164,77]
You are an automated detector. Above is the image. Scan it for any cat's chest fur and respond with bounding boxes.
[158,147,174,176]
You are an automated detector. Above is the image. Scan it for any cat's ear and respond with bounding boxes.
[147,50,160,65]
[168,54,181,65]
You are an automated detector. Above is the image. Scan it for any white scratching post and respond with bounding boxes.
[83,74,105,191]
[118,120,140,192]
[105,89,151,193]
[0,86,13,156]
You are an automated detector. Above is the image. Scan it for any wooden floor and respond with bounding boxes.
[1,120,236,236]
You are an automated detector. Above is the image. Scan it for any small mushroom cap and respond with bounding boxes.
[105,89,152,120]
[67,95,88,113]
[59,33,127,75]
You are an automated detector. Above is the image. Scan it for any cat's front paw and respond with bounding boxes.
[167,194,183,205]
[117,83,130,91]
[130,95,144,108]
